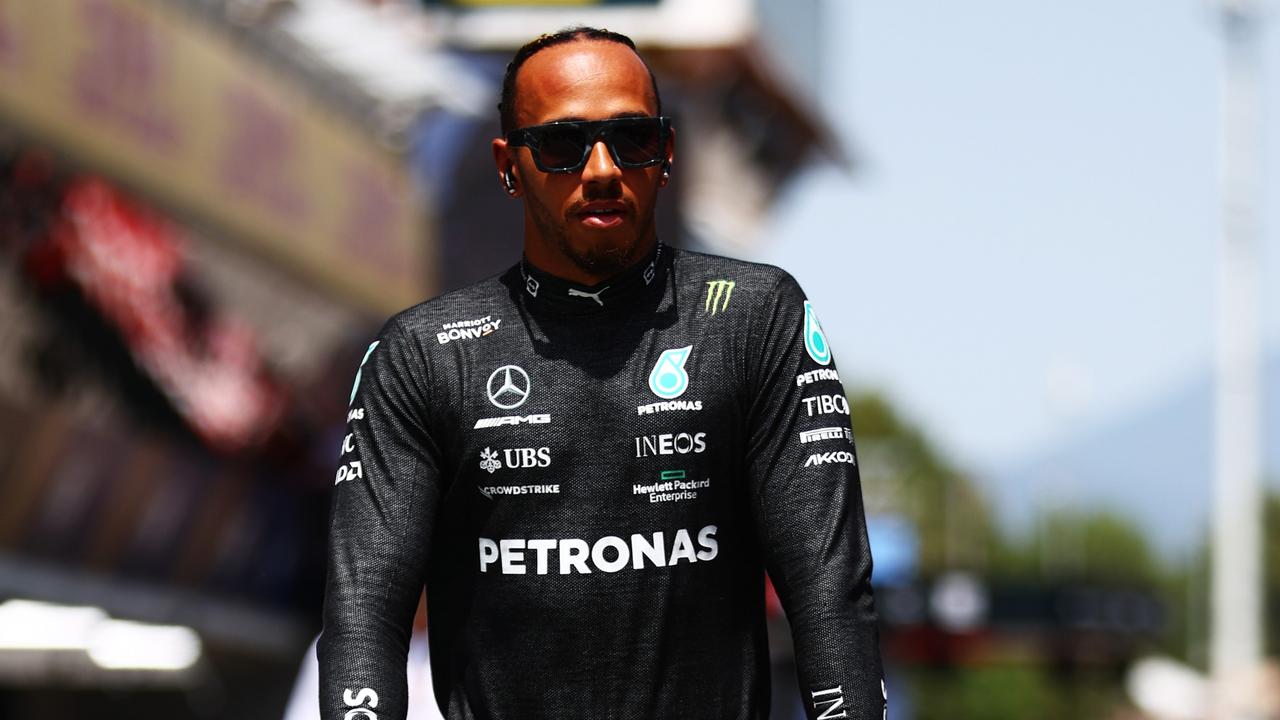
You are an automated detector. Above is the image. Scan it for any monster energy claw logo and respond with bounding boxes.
[649,346,692,399]
[704,280,734,315]
[803,301,831,366]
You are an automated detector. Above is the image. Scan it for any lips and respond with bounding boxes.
[575,200,629,229]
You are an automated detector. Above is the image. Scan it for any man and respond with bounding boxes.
[320,27,884,720]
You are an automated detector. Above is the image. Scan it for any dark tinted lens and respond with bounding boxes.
[535,126,588,170]
[611,122,663,164]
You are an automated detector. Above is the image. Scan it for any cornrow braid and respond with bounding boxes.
[498,26,663,136]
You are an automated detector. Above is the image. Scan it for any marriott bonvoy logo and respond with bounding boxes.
[438,315,501,344]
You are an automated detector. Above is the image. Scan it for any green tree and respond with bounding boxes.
[850,391,999,574]
[989,508,1165,585]
[1261,491,1280,656]
[848,389,1169,719]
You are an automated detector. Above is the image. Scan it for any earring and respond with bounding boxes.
[504,171,518,196]
[660,162,671,183]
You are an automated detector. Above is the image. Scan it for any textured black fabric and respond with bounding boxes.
[319,246,884,720]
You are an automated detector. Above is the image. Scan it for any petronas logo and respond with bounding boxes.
[704,280,735,315]
[803,301,831,366]
[348,341,380,405]
[648,346,692,399]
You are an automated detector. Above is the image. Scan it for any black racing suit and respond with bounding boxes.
[320,245,884,720]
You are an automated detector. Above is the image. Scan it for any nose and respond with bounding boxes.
[581,139,621,184]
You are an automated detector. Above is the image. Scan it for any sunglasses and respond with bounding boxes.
[506,116,672,173]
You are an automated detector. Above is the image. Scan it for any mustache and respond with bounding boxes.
[570,198,633,217]
[579,182,627,203]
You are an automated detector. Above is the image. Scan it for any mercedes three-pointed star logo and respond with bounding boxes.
[486,365,531,410]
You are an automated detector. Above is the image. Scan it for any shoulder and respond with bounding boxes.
[670,247,807,316]
[383,269,516,344]
[671,247,795,284]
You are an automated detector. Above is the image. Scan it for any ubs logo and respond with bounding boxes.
[487,365,531,409]
[480,446,551,473]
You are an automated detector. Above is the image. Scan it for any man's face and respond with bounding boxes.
[494,41,673,281]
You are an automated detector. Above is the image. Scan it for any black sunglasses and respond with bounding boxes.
[507,117,672,173]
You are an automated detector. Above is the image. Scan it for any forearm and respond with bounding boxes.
[318,322,438,720]
[774,528,883,719]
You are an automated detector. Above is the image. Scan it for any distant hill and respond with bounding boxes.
[983,351,1280,557]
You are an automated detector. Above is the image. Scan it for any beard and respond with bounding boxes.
[526,191,654,279]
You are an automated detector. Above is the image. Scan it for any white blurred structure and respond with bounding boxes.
[1128,656,1210,720]
[0,599,203,683]
[282,633,443,720]
[1210,0,1265,718]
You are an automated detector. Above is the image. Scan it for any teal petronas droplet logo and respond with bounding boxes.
[349,341,380,405]
[648,345,693,399]
[803,301,831,366]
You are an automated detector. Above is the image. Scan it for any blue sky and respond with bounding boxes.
[760,0,1280,478]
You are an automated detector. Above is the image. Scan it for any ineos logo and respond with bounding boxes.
[487,365,531,409]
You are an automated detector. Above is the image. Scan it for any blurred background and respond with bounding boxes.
[0,0,1275,718]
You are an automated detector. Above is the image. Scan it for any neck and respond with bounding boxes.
[523,229,658,287]
[517,240,667,314]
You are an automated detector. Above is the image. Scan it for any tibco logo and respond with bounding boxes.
[343,687,379,720]
[802,394,849,417]
[635,432,707,458]
[479,526,718,575]
[804,451,856,467]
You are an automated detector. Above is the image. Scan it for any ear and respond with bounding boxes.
[659,126,676,188]
[492,137,520,197]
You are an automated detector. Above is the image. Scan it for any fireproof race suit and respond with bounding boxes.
[320,244,884,720]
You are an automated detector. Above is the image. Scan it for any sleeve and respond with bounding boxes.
[318,318,443,720]
[745,273,886,719]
